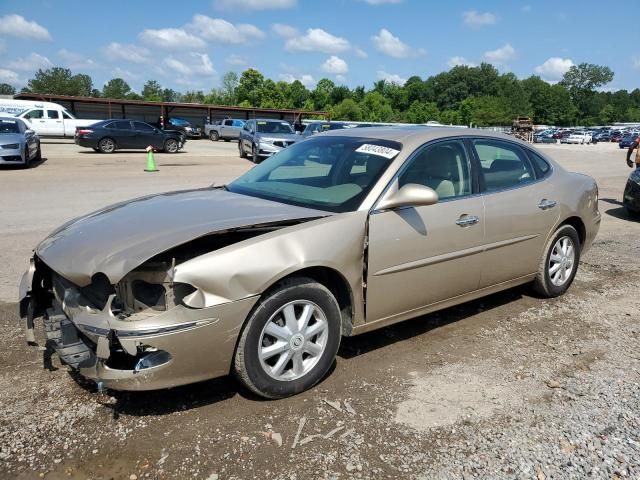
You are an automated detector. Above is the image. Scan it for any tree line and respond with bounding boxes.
[1,63,638,127]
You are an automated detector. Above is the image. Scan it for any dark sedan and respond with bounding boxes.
[75,120,185,153]
[619,133,639,149]
[623,168,640,216]
[166,117,201,139]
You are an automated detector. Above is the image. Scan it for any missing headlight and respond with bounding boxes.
[131,280,166,311]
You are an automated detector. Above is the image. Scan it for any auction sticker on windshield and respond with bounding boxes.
[355,144,400,159]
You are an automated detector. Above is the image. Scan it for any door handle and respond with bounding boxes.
[456,215,480,227]
[538,199,557,210]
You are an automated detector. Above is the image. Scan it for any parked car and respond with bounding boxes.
[610,131,624,142]
[238,119,298,163]
[75,119,185,153]
[619,133,639,149]
[165,117,201,139]
[0,99,99,137]
[20,127,601,398]
[623,168,640,216]
[206,118,245,141]
[593,131,611,142]
[534,134,557,144]
[300,121,354,137]
[564,132,592,144]
[0,116,41,168]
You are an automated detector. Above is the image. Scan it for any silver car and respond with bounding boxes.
[20,127,600,398]
[0,116,41,168]
[239,119,299,163]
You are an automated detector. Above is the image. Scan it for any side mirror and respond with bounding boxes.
[376,181,438,210]
[25,129,35,135]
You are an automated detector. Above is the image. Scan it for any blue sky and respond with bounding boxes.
[1,0,638,93]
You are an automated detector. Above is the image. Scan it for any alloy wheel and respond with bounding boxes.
[548,236,576,286]
[258,300,329,381]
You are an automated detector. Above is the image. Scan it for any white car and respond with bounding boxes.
[564,132,592,144]
[0,99,99,137]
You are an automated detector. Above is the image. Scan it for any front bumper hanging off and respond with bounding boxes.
[19,259,259,391]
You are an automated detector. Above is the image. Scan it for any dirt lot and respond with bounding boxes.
[0,139,639,479]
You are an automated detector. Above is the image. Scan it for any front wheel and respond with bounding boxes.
[164,138,179,153]
[34,144,42,162]
[234,278,342,399]
[238,140,246,158]
[252,144,259,164]
[533,225,581,298]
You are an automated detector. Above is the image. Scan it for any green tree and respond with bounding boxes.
[405,101,440,123]
[331,98,362,121]
[162,88,181,102]
[27,67,94,96]
[560,63,614,123]
[141,80,163,101]
[0,83,16,95]
[182,90,205,103]
[221,71,238,104]
[312,78,336,110]
[360,91,393,122]
[288,80,310,109]
[236,68,264,106]
[102,78,131,99]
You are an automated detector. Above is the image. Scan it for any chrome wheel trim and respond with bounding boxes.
[165,139,178,152]
[258,300,329,381]
[548,236,576,287]
[100,138,115,152]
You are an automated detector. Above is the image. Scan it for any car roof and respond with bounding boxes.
[317,125,523,148]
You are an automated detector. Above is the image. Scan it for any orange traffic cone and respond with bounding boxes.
[145,145,158,172]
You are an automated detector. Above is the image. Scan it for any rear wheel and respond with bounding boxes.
[234,277,342,399]
[164,138,179,153]
[98,137,116,153]
[209,131,219,141]
[533,225,580,298]
[238,141,246,158]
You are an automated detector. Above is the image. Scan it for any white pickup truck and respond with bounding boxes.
[0,99,99,137]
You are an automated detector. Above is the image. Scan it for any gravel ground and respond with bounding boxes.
[0,141,638,479]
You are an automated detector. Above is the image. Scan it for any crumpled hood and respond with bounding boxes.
[36,188,329,286]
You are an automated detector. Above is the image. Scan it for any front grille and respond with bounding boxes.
[1,155,22,161]
[273,140,295,148]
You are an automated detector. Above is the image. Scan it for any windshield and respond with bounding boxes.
[257,121,294,134]
[227,136,402,213]
[0,119,20,133]
[170,118,191,126]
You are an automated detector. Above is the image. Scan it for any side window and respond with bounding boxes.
[113,121,132,130]
[133,121,155,132]
[234,120,244,127]
[243,121,252,132]
[224,119,233,126]
[399,140,472,200]
[62,111,73,120]
[47,110,60,119]
[474,140,535,192]
[23,109,44,120]
[528,150,551,178]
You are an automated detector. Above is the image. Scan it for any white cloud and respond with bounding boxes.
[321,55,348,75]
[336,74,346,83]
[58,49,97,69]
[188,15,264,44]
[110,67,140,81]
[104,43,150,64]
[483,43,516,65]
[215,0,296,10]
[139,28,205,50]
[225,54,248,66]
[7,53,52,71]
[0,14,51,40]
[271,23,298,38]
[279,73,316,88]
[377,70,406,85]
[354,47,368,58]
[534,57,574,82]
[285,28,350,54]
[163,53,215,76]
[372,28,423,58]
[463,10,497,27]
[447,56,476,68]
[0,68,22,87]
[363,0,402,4]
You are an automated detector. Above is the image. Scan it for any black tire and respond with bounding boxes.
[234,277,342,399]
[533,225,581,298]
[34,144,41,162]
[238,141,246,158]
[92,148,100,152]
[164,138,179,153]
[625,206,640,219]
[252,144,259,164]
[21,150,31,169]
[98,137,116,153]
[210,131,219,141]
[224,138,230,142]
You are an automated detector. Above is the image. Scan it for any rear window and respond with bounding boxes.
[0,119,20,133]
[528,151,551,177]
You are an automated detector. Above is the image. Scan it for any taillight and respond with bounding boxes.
[76,129,93,135]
